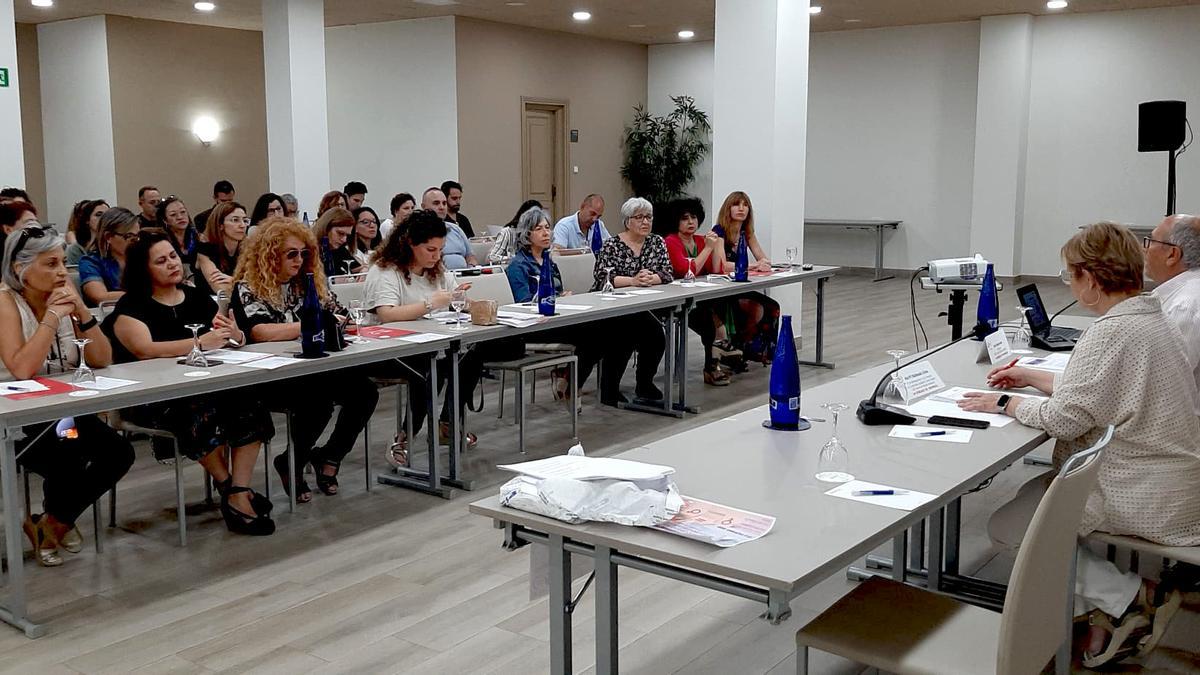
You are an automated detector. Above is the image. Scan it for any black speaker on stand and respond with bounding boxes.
[1138,100,1187,215]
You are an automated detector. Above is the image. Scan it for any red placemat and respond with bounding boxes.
[357,326,419,339]
[3,377,80,400]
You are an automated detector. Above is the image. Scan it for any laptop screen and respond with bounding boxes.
[1016,283,1051,334]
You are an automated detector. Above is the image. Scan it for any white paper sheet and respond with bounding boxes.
[0,380,48,394]
[498,454,675,482]
[239,356,300,370]
[652,497,775,547]
[671,281,719,287]
[1018,353,1070,372]
[76,376,139,391]
[624,289,664,295]
[502,303,591,312]
[398,332,450,344]
[824,480,937,511]
[496,316,544,328]
[888,425,974,444]
[897,398,1015,427]
[204,349,272,364]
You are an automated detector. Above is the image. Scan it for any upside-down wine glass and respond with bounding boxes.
[815,402,854,483]
[683,258,696,286]
[1013,306,1033,349]
[184,324,208,367]
[72,338,96,384]
[786,246,799,267]
[881,349,908,400]
[601,267,616,295]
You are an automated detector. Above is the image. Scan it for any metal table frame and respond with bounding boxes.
[805,219,901,282]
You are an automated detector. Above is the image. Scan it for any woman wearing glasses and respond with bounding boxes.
[106,229,274,535]
[0,226,134,566]
[79,207,139,306]
[248,193,287,235]
[351,206,382,268]
[230,218,377,503]
[195,201,249,297]
[155,196,200,269]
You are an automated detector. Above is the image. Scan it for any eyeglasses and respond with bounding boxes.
[1143,236,1179,250]
[284,248,312,261]
[357,219,378,226]
[267,205,285,216]
[629,214,653,222]
[1058,268,1073,285]
[12,225,52,257]
[114,231,140,242]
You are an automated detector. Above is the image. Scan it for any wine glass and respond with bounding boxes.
[1013,306,1033,349]
[348,300,364,337]
[815,402,854,483]
[529,273,540,307]
[881,349,908,400]
[72,338,96,384]
[785,246,799,267]
[683,258,696,286]
[184,324,208,367]
[601,267,616,295]
[450,289,468,331]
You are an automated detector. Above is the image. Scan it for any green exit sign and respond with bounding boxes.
[0,68,8,88]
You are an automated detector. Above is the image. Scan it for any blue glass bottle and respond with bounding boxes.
[538,251,556,316]
[975,262,999,339]
[764,315,809,431]
[590,221,603,253]
[300,272,326,358]
[733,230,749,282]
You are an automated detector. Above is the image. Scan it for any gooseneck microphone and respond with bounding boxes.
[857,325,983,426]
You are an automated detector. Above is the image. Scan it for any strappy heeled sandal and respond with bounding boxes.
[310,459,340,496]
[220,486,276,536]
[1137,588,1183,657]
[386,433,409,468]
[439,421,477,449]
[272,454,312,503]
[22,514,62,567]
[214,476,273,515]
[1082,609,1151,669]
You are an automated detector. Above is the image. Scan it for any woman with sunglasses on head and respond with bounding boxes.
[66,199,108,266]
[155,196,200,269]
[195,201,249,297]
[351,206,381,268]
[230,218,378,502]
[79,206,139,306]
[105,228,274,535]
[0,226,134,566]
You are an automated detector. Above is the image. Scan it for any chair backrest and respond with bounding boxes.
[486,224,504,236]
[554,251,596,294]
[462,268,515,305]
[469,239,493,263]
[329,272,367,285]
[68,266,81,296]
[332,282,365,306]
[996,425,1112,675]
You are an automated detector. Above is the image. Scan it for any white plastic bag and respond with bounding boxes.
[500,474,683,527]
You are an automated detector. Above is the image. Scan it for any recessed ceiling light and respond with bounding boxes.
[572,11,591,21]
[505,1,525,5]
[809,5,822,14]
[844,18,862,23]
[629,24,646,28]
[678,30,695,39]
[194,1,215,10]
[1046,0,1068,8]
[31,0,53,7]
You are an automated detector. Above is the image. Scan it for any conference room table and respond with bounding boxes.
[805,218,901,282]
[470,326,1064,675]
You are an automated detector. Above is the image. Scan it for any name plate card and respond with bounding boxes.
[984,330,1013,365]
[897,361,945,403]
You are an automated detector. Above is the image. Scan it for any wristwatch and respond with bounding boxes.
[996,394,1011,411]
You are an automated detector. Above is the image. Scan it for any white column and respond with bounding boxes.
[262,0,329,218]
[0,0,24,190]
[968,15,1034,277]
[38,16,117,227]
[712,0,809,315]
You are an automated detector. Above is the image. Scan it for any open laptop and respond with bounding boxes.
[1016,283,1081,351]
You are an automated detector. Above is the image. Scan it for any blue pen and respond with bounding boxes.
[852,489,909,496]
[916,430,949,437]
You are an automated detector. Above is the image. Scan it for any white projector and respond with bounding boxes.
[927,254,990,284]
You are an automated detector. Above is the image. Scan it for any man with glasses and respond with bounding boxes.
[1145,214,1200,398]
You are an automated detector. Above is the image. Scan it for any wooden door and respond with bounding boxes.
[521,100,567,219]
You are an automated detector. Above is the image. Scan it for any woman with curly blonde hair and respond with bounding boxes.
[230,217,378,502]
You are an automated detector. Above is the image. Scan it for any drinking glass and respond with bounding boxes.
[881,349,908,400]
[683,258,696,286]
[785,246,799,267]
[184,324,208,367]
[72,338,96,384]
[601,267,616,295]
[529,274,540,307]
[450,289,468,331]
[1013,306,1033,349]
[815,403,854,483]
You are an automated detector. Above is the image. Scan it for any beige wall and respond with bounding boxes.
[455,18,647,227]
[105,16,268,218]
[15,23,46,210]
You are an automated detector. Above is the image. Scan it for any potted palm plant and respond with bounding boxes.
[620,95,711,211]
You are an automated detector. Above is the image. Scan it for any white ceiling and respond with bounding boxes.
[14,0,1200,44]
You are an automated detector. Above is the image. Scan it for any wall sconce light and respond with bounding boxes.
[192,116,220,145]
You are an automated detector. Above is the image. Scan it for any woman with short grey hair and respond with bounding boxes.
[589,196,673,405]
[0,225,133,567]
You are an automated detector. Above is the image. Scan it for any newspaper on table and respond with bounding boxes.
[652,497,776,548]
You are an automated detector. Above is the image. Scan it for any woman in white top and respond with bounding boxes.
[0,226,134,567]
[960,223,1200,668]
[364,209,481,462]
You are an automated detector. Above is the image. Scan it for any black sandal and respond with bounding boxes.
[311,458,340,496]
[220,486,276,536]
[272,454,312,503]
[214,476,274,515]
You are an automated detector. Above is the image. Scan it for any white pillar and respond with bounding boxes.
[968,15,1034,277]
[0,0,26,190]
[712,0,809,315]
[38,17,117,227]
[262,0,330,218]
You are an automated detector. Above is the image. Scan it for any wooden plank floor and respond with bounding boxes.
[3,271,1197,674]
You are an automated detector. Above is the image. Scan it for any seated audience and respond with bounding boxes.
[317,190,348,218]
[352,206,381,268]
[66,200,109,265]
[193,179,235,232]
[421,187,475,269]
[135,185,160,229]
[0,199,40,250]
[313,207,361,277]
[231,218,378,502]
[195,201,248,297]
[249,192,287,235]
[660,197,737,386]
[379,192,415,242]
[344,181,368,210]
[0,226,134,566]
[959,222,1200,668]
[363,209,483,459]
[79,207,139,306]
[488,199,542,264]
[554,194,609,251]
[712,191,780,363]
[105,229,274,535]
[590,197,670,404]
[1144,213,1200,397]
[442,180,475,237]
[280,193,299,219]
[156,196,200,268]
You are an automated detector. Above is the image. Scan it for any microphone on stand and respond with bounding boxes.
[857,325,984,426]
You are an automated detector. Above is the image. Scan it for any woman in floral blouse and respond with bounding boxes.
[589,197,671,405]
[230,217,378,503]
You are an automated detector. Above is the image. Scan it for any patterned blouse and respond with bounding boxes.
[231,280,344,340]
[590,233,673,292]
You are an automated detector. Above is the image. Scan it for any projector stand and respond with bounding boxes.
[920,278,1004,341]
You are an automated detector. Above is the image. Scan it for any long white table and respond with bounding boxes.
[805,219,901,282]
[470,331,1056,674]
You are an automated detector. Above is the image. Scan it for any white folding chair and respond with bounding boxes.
[552,251,597,295]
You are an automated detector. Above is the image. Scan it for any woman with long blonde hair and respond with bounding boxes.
[230,218,378,502]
